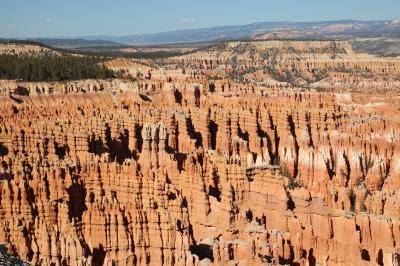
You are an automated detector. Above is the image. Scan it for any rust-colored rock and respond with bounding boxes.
[0,40,399,265]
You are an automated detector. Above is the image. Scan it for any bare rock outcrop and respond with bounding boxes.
[0,40,399,265]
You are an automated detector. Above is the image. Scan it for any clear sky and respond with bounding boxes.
[1,0,399,38]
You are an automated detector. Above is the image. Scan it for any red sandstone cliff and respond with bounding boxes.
[0,40,399,265]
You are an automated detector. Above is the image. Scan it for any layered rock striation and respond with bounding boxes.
[0,40,399,265]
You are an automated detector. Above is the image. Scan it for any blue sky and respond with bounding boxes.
[1,0,399,38]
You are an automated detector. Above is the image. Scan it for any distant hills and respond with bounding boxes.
[83,20,400,46]
[4,20,400,55]
[28,38,125,48]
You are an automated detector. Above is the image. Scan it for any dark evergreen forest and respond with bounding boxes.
[0,54,115,81]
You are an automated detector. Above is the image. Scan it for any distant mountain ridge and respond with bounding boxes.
[81,20,400,45]
[28,38,124,48]
[4,20,400,55]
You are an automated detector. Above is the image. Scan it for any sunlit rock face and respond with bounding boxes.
[0,40,399,265]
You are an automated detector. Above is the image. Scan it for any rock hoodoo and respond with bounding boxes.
[0,40,399,265]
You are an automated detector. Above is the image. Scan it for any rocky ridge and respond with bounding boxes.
[0,40,399,265]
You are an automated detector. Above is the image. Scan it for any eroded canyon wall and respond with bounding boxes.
[0,81,399,265]
[0,40,399,266]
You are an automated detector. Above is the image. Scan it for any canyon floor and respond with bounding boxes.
[0,40,399,265]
